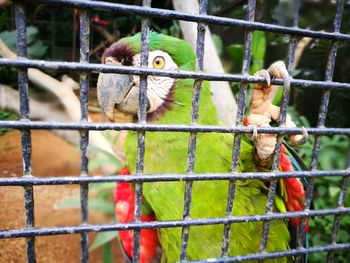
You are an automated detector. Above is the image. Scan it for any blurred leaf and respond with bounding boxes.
[250,31,266,74]
[55,196,115,215]
[329,186,340,198]
[89,158,110,171]
[226,44,244,69]
[212,34,223,56]
[0,9,8,31]
[272,87,283,106]
[90,231,118,252]
[103,242,114,263]
[88,145,122,171]
[28,40,48,59]
[0,110,17,135]
[0,26,47,59]
[317,185,327,197]
[90,182,115,191]
[338,229,350,243]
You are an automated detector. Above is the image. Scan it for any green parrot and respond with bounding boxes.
[97,32,306,263]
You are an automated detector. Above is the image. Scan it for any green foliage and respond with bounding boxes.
[55,181,119,262]
[0,26,48,86]
[88,145,122,172]
[250,31,266,74]
[212,34,224,57]
[226,31,266,75]
[226,31,267,98]
[0,110,17,135]
[153,20,181,38]
[0,26,48,59]
[226,44,244,72]
[54,194,115,215]
[288,106,350,262]
[55,137,124,257]
[288,107,349,171]
[89,231,119,251]
[102,242,114,263]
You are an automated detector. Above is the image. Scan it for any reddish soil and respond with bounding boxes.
[0,130,126,263]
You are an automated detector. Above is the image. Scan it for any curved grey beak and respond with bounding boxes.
[97,72,147,121]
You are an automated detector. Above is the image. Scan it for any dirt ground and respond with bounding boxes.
[0,130,125,263]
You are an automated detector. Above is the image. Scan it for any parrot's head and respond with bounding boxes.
[97,32,196,122]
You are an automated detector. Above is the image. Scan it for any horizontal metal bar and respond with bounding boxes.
[1,120,350,135]
[1,170,349,186]
[1,58,349,90]
[1,208,349,239]
[37,0,350,41]
[186,243,350,263]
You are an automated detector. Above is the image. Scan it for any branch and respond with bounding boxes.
[172,0,238,126]
[0,38,125,173]
[0,84,80,145]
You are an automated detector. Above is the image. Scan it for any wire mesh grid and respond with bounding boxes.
[0,0,349,263]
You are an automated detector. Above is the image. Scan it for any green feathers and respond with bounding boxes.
[120,32,195,71]
[121,32,291,262]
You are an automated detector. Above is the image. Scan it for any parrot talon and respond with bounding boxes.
[255,69,271,87]
[298,126,308,145]
[252,126,258,142]
[290,126,308,146]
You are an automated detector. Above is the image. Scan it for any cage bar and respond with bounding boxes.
[286,0,301,74]
[1,121,350,135]
[259,0,301,257]
[2,58,350,90]
[258,69,291,255]
[297,2,345,263]
[179,0,208,260]
[15,3,36,263]
[327,172,349,262]
[1,207,350,238]
[221,0,256,257]
[132,0,152,262]
[78,9,90,263]
[1,170,350,186]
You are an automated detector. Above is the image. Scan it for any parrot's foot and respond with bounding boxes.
[255,69,271,87]
[290,126,308,146]
[267,60,289,80]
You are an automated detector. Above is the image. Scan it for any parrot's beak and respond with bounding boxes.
[97,57,149,122]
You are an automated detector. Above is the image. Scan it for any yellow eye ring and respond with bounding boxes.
[152,56,165,69]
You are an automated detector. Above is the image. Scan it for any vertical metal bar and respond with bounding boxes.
[180,0,208,261]
[258,1,301,257]
[79,9,90,263]
[327,173,349,262]
[297,2,344,262]
[15,3,36,263]
[258,2,302,253]
[287,0,301,74]
[285,2,304,261]
[133,1,151,262]
[258,75,291,258]
[221,0,256,257]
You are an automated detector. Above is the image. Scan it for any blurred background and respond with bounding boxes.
[0,0,349,262]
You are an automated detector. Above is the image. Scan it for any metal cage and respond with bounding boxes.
[0,0,349,262]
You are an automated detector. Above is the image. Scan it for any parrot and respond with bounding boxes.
[97,32,308,263]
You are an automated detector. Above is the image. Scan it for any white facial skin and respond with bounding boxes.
[132,50,179,112]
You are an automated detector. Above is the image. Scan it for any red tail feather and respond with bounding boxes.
[115,168,159,263]
[280,145,309,231]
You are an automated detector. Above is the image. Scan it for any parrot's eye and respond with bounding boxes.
[152,56,165,69]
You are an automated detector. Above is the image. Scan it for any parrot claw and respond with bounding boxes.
[291,126,308,146]
[255,69,271,87]
[252,126,258,142]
